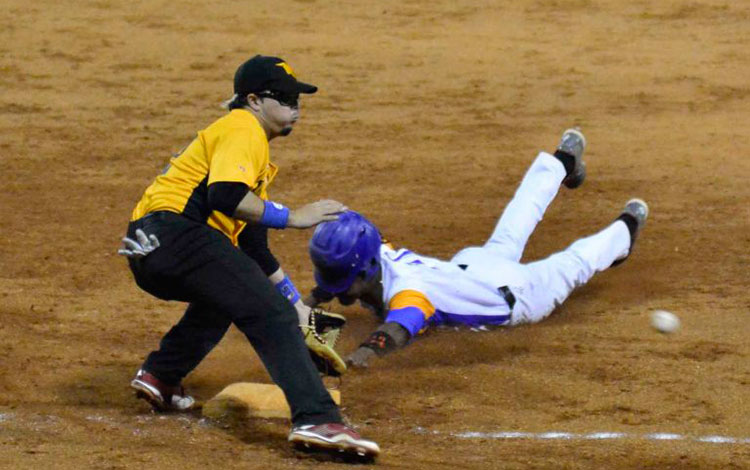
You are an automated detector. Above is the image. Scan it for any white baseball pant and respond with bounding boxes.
[451,151,631,325]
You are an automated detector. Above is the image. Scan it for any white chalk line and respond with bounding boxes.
[3,413,746,445]
[413,428,750,444]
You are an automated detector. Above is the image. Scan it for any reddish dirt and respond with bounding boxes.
[1,0,748,469]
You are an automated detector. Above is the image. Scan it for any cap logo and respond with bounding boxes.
[275,62,296,77]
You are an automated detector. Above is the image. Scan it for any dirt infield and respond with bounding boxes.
[1,0,748,468]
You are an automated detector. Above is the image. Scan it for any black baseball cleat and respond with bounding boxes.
[289,422,380,462]
[611,198,649,267]
[556,128,587,189]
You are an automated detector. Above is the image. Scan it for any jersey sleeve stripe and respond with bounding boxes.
[385,307,426,337]
[386,290,436,336]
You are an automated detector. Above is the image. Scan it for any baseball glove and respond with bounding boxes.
[302,308,347,377]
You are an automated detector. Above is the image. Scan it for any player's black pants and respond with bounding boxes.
[126,211,341,426]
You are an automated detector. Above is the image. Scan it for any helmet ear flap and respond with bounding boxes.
[365,256,379,277]
[357,256,380,283]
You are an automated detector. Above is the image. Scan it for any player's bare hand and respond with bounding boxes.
[288,200,347,229]
[118,229,160,259]
[345,347,376,369]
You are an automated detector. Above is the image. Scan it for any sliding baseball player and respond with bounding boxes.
[306,129,649,367]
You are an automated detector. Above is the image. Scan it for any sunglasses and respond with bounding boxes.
[256,90,299,108]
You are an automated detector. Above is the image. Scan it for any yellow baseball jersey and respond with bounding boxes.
[131,109,277,245]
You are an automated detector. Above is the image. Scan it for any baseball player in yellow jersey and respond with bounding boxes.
[119,55,379,459]
[306,129,649,369]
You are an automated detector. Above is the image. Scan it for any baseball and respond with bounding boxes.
[651,310,680,334]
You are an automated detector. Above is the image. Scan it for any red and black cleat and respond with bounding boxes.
[289,422,380,462]
[130,369,195,412]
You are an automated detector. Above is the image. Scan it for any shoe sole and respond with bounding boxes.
[561,128,587,155]
[625,198,649,222]
[289,433,380,460]
[131,379,169,411]
[560,128,586,188]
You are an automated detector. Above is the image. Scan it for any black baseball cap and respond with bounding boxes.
[234,55,317,96]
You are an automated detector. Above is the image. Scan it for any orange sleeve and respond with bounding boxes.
[388,290,436,320]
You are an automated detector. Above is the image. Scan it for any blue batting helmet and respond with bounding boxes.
[309,210,382,294]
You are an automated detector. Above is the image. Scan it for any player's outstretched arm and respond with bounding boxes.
[346,322,411,368]
[287,200,348,228]
[267,268,348,376]
[233,190,346,229]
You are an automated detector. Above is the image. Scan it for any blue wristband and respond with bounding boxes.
[275,276,301,304]
[260,200,290,229]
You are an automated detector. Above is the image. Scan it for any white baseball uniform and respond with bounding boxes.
[380,151,631,337]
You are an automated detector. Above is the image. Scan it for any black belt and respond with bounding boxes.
[140,211,175,221]
[497,286,516,311]
[457,264,516,311]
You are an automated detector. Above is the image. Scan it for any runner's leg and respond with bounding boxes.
[510,220,630,325]
[458,152,566,264]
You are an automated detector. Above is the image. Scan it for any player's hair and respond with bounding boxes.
[221,93,249,110]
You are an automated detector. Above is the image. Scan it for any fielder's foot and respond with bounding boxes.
[130,369,195,412]
[556,127,587,189]
[612,198,649,266]
[289,423,380,461]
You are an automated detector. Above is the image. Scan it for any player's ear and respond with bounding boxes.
[247,93,262,110]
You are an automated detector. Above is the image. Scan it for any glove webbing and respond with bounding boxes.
[307,310,327,344]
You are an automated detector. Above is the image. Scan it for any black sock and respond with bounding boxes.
[554,150,576,176]
[616,213,638,241]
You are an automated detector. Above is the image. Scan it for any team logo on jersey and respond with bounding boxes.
[275,62,296,77]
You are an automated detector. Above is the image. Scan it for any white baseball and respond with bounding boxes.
[651,310,680,334]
